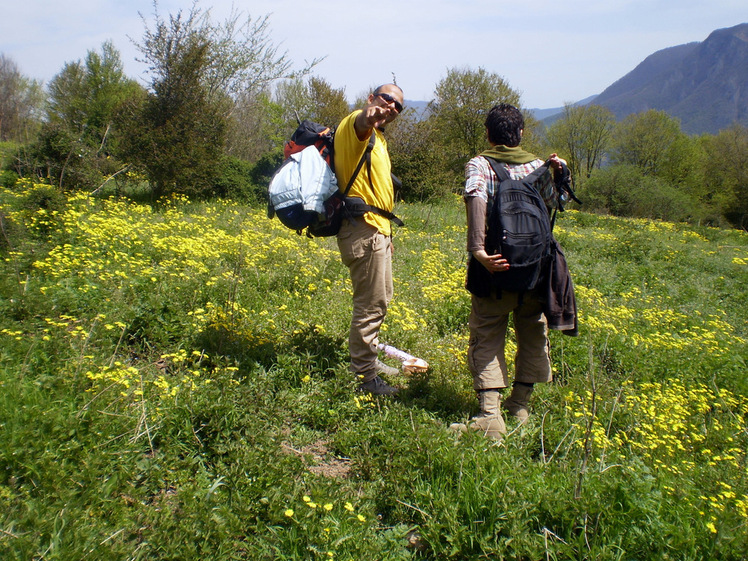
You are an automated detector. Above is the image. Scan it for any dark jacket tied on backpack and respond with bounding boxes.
[545,239,578,336]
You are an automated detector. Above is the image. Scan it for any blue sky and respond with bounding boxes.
[3,0,747,109]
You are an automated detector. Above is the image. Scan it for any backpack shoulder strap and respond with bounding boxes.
[341,130,376,197]
[485,155,551,185]
[483,157,509,222]
[484,156,510,182]
[340,130,404,227]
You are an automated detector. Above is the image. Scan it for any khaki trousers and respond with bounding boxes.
[468,290,552,390]
[337,219,393,382]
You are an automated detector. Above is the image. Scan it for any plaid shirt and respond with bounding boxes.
[464,155,558,210]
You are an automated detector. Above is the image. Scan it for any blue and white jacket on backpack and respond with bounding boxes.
[268,145,339,214]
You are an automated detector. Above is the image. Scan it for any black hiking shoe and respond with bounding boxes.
[358,375,399,397]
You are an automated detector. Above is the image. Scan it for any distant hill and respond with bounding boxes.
[412,25,748,135]
[592,23,748,134]
[403,99,430,119]
[530,95,599,124]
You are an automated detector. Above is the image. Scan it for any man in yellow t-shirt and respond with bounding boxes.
[334,83,404,396]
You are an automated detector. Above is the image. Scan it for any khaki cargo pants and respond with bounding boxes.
[337,219,393,382]
[468,290,552,390]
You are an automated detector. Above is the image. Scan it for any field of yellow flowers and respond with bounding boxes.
[1,180,746,560]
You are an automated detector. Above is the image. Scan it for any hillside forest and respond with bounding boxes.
[1,5,747,230]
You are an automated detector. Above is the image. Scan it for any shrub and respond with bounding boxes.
[249,150,283,198]
[0,169,18,188]
[581,164,700,222]
[389,115,462,202]
[213,155,269,203]
[213,155,255,202]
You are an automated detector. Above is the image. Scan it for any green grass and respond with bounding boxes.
[1,181,746,559]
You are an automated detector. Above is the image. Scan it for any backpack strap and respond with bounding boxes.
[341,130,404,228]
[485,156,511,182]
[484,156,550,186]
[344,197,404,226]
[484,156,551,222]
[341,130,376,197]
[484,157,511,225]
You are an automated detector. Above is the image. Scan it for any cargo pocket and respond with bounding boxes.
[338,223,373,267]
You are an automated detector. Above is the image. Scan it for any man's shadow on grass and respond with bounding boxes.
[195,323,348,379]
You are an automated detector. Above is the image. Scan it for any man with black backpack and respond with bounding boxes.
[452,103,567,440]
[335,83,404,396]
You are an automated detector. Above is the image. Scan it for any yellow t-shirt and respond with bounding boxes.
[333,110,394,236]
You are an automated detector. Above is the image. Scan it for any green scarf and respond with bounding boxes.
[480,145,537,164]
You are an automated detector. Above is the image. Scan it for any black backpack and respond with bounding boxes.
[466,157,554,297]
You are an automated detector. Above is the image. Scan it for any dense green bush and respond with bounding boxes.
[580,164,701,222]
[388,115,462,202]
[13,124,128,192]
[0,169,18,188]
[213,155,263,202]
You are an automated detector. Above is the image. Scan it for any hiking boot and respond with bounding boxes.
[375,359,400,377]
[504,383,534,423]
[358,375,399,396]
[449,389,506,441]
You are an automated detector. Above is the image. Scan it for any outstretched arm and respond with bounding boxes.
[354,105,395,140]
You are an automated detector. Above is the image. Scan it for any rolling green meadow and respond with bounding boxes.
[1,180,747,560]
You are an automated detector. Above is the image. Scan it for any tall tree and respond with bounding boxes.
[545,104,615,185]
[120,6,220,199]
[387,110,455,201]
[702,124,748,228]
[0,54,44,143]
[226,89,283,163]
[120,1,314,199]
[274,76,349,129]
[47,41,142,151]
[609,110,684,175]
[29,42,143,190]
[430,67,522,174]
[47,63,87,133]
[226,76,349,164]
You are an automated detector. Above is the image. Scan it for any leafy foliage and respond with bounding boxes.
[388,111,460,201]
[47,41,142,148]
[18,43,140,191]
[609,109,685,175]
[118,2,313,200]
[274,76,350,131]
[701,123,748,229]
[226,89,285,163]
[544,104,616,184]
[0,54,44,143]
[579,164,699,222]
[118,7,225,200]
[430,67,523,173]
[213,154,268,203]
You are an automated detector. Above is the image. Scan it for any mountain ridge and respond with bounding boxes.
[537,23,748,134]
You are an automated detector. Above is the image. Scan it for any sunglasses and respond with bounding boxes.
[376,92,403,113]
